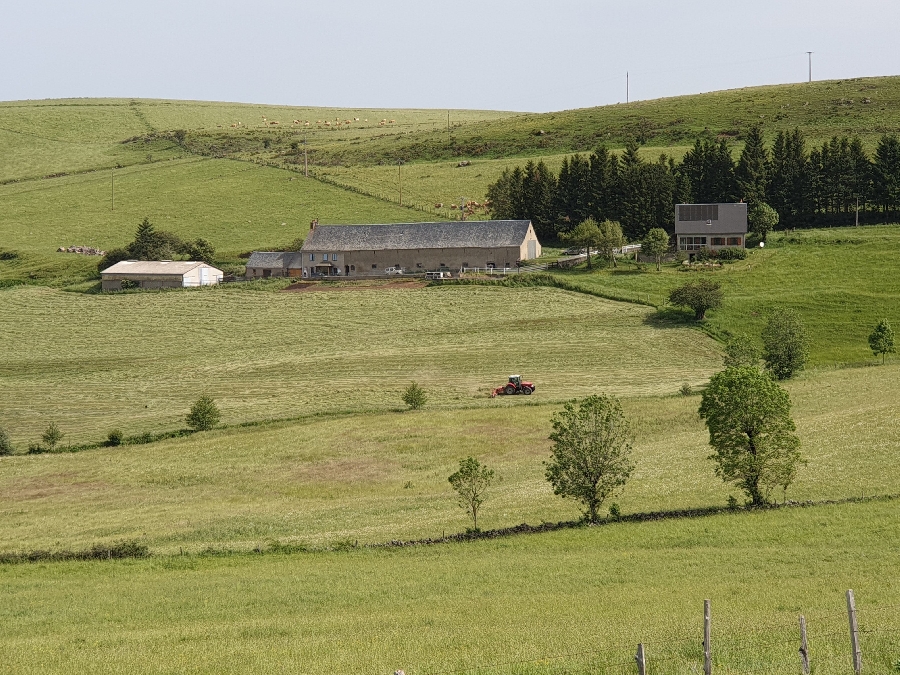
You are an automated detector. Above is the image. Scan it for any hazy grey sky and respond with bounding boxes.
[4,0,900,112]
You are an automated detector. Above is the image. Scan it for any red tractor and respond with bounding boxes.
[491,375,535,397]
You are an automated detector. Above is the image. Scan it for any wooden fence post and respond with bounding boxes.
[847,589,862,674]
[799,615,810,675]
[634,643,646,675]
[704,599,712,675]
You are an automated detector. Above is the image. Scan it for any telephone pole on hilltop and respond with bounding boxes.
[806,52,813,83]
[626,72,629,103]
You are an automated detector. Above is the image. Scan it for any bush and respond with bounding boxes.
[680,383,693,396]
[717,247,747,261]
[402,382,427,410]
[41,423,64,451]
[0,427,13,456]
[27,443,46,454]
[0,250,19,261]
[668,279,723,320]
[107,429,124,447]
[186,395,221,431]
[762,308,810,380]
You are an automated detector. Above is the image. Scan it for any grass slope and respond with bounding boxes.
[0,284,721,444]
[1,363,898,553]
[1,500,898,674]
[548,226,900,366]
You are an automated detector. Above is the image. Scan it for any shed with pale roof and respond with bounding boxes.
[293,220,541,278]
[100,260,224,291]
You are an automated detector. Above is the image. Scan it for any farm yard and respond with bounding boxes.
[3,79,900,675]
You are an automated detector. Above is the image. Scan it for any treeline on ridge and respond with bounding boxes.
[487,127,900,241]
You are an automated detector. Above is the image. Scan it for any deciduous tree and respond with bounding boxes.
[868,319,896,364]
[668,279,723,320]
[186,395,221,431]
[723,333,760,367]
[562,218,602,269]
[448,457,495,532]
[762,308,809,379]
[699,366,803,505]
[402,382,427,410]
[41,423,64,451]
[748,202,779,242]
[597,219,625,268]
[641,228,670,271]
[545,395,634,523]
[0,427,13,456]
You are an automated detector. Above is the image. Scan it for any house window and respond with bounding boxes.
[372,264,378,269]
[679,237,707,251]
[727,237,742,246]
[309,253,314,261]
[350,265,355,271]
[322,253,329,261]
[332,253,338,261]
[711,237,726,246]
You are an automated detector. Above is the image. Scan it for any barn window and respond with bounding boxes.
[372,264,378,269]
[462,262,468,267]
[350,265,355,271]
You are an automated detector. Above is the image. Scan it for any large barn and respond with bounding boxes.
[294,220,541,278]
[101,260,224,291]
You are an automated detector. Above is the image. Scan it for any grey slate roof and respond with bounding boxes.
[246,251,286,269]
[675,203,748,235]
[301,221,534,252]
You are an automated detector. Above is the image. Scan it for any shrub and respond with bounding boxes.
[762,309,810,380]
[608,502,621,519]
[0,427,13,456]
[27,443,46,454]
[107,429,124,447]
[668,279,723,320]
[402,382,427,410]
[41,423,64,451]
[680,383,693,396]
[724,333,760,367]
[186,395,221,431]
[717,247,747,261]
[0,250,19,261]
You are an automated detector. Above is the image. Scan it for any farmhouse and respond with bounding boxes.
[245,251,286,278]
[293,220,541,278]
[675,203,748,257]
[101,260,224,291]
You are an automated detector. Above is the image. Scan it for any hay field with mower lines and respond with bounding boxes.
[0,283,721,445]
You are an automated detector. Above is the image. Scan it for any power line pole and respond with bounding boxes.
[111,169,114,211]
[626,71,629,103]
[447,110,451,150]
[398,161,402,206]
[806,52,813,83]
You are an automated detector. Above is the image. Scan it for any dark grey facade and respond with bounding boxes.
[674,203,748,253]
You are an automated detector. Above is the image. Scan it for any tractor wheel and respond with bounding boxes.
[504,385,516,396]
[522,386,532,395]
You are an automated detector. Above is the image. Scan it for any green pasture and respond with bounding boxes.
[1,362,898,554]
[0,156,432,283]
[548,225,900,367]
[0,98,516,183]
[1,500,899,674]
[0,284,721,445]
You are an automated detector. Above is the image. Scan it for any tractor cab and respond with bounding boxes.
[509,375,521,387]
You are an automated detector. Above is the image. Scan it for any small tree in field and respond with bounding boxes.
[186,395,221,431]
[562,218,602,269]
[448,457,495,532]
[869,319,895,364]
[724,333,760,367]
[762,308,809,380]
[402,382,427,410]
[668,279,723,320]
[545,395,634,523]
[749,202,779,242]
[597,219,625,268]
[0,427,13,456]
[642,228,670,271]
[699,366,803,506]
[42,423,64,451]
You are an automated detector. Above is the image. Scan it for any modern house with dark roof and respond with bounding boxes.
[245,251,286,278]
[294,220,541,278]
[100,260,224,291]
[675,203,748,257]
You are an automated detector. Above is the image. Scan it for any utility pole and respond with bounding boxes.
[304,134,308,177]
[626,71,629,103]
[447,110,451,150]
[398,161,402,206]
[855,195,859,226]
[806,52,813,83]
[111,169,114,211]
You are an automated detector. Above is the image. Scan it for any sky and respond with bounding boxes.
[3,0,900,112]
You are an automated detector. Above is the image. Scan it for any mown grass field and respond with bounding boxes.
[1,362,898,554]
[0,283,721,445]
[1,500,899,675]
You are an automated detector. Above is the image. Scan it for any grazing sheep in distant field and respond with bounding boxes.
[354,117,359,121]
[389,119,395,123]
[434,203,443,208]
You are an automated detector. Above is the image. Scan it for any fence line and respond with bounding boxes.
[394,591,897,675]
